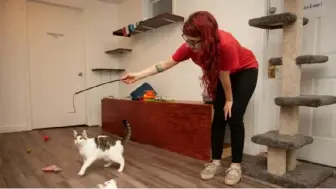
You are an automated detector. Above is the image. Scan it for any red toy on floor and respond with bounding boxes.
[42,165,62,172]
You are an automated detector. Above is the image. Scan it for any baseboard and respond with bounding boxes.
[244,142,260,156]
[0,124,30,134]
[88,124,100,127]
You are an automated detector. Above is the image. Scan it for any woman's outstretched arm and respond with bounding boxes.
[136,59,178,80]
[121,59,179,84]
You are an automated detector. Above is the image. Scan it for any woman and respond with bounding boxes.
[121,11,258,186]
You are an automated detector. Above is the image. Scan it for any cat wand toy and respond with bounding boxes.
[69,79,122,113]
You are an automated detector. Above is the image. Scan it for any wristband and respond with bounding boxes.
[155,63,164,73]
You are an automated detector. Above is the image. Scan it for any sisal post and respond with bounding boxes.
[267,147,286,175]
[286,149,297,171]
[280,0,303,135]
[278,0,304,172]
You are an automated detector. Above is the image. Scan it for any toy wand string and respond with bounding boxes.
[69,79,122,113]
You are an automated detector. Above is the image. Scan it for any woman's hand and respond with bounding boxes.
[120,73,141,84]
[219,71,233,120]
[224,100,233,120]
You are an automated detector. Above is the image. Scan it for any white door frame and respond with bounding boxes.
[24,1,33,132]
[25,0,88,130]
[250,0,273,155]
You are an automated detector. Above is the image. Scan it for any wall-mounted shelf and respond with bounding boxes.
[92,68,125,72]
[112,12,184,37]
[105,48,132,54]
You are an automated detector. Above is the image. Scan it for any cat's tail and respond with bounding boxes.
[121,120,132,145]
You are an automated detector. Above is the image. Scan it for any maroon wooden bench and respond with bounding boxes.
[101,98,212,161]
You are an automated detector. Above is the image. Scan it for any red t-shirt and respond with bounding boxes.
[172,30,258,74]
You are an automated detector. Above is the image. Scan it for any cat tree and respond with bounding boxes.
[246,0,335,187]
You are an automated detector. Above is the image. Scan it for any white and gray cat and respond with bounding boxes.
[74,120,132,176]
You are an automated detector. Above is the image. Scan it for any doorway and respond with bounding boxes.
[264,0,336,167]
[27,0,86,129]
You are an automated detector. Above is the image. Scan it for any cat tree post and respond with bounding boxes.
[249,0,313,174]
[269,0,304,175]
[279,0,303,135]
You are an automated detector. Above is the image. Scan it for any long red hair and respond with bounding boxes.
[182,11,221,99]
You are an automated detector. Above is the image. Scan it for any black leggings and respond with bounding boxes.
[211,68,258,163]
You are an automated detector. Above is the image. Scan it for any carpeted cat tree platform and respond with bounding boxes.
[223,0,336,187]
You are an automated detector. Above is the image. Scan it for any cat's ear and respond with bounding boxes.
[82,130,88,138]
[73,130,78,138]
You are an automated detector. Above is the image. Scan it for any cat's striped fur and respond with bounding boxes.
[92,120,131,151]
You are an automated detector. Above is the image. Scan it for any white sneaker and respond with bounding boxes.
[224,164,242,186]
[200,162,222,180]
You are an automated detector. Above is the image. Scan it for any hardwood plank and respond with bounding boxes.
[0,126,275,188]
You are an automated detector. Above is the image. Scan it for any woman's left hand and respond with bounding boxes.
[224,100,233,120]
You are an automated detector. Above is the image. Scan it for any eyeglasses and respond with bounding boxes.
[181,34,201,48]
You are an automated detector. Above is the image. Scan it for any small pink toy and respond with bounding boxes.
[42,165,63,173]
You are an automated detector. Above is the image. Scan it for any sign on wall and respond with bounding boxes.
[304,0,324,18]
[47,32,64,38]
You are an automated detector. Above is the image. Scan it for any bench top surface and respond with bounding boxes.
[102,97,212,106]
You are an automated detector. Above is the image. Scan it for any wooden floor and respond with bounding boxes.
[0,126,274,188]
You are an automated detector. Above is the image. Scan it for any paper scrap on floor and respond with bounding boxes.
[97,178,118,189]
[42,165,63,173]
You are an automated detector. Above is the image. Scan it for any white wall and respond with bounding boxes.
[116,0,268,154]
[0,0,120,133]
[82,0,121,126]
[0,0,29,132]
